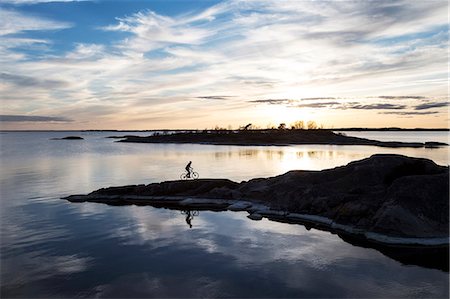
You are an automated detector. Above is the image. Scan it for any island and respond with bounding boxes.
[50,136,84,140]
[63,154,449,270]
[115,130,447,148]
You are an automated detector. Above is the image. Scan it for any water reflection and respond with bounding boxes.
[1,131,449,298]
[2,197,449,298]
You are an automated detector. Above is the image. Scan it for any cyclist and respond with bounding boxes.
[185,161,192,178]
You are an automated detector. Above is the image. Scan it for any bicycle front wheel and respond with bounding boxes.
[192,172,199,179]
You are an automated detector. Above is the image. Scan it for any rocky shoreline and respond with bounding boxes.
[115,130,448,148]
[63,154,449,270]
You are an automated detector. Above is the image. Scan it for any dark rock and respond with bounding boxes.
[425,141,447,148]
[51,136,84,140]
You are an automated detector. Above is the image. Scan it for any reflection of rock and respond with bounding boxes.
[247,213,263,220]
[106,135,139,139]
[339,234,449,272]
[51,136,84,140]
[63,154,449,269]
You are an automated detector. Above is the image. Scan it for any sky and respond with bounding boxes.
[0,0,448,130]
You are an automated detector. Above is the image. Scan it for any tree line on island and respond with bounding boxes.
[213,121,324,132]
[150,121,327,136]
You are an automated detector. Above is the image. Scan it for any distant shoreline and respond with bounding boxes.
[0,128,449,132]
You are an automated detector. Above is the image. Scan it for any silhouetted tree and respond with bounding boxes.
[278,123,286,130]
[307,121,318,130]
[240,123,252,130]
[291,120,305,129]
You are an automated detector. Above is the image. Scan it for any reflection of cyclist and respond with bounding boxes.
[185,161,192,178]
[185,210,193,228]
[181,210,199,228]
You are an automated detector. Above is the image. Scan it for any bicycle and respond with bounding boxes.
[180,170,199,180]
[180,210,199,217]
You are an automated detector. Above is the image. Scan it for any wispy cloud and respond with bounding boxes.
[249,96,449,115]
[296,102,341,109]
[301,97,337,101]
[0,9,71,35]
[101,10,216,55]
[414,101,449,110]
[380,111,440,115]
[196,96,235,100]
[0,115,73,122]
[377,96,426,100]
[2,0,87,4]
[0,72,69,89]
[345,103,407,110]
[250,98,337,104]
[250,99,293,105]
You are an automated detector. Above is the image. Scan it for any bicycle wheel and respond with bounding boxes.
[192,172,199,179]
[180,173,187,180]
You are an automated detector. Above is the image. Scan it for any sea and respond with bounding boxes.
[0,130,449,298]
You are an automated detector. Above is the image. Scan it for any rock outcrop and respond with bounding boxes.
[64,155,449,246]
[63,154,449,270]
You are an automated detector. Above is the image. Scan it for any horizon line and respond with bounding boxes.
[1,127,449,132]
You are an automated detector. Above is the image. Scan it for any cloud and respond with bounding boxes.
[0,72,69,89]
[344,103,407,110]
[250,98,412,110]
[196,96,235,100]
[0,9,72,35]
[296,102,341,109]
[0,115,73,122]
[251,98,338,104]
[101,10,216,54]
[380,111,439,115]
[250,99,293,105]
[249,96,450,115]
[377,96,426,100]
[2,0,87,3]
[301,97,337,101]
[414,101,449,110]
[0,8,72,68]
[295,102,408,110]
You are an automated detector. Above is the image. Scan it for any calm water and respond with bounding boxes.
[337,130,450,144]
[0,131,449,298]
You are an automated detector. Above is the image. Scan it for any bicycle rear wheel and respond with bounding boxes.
[192,172,199,179]
[180,173,187,180]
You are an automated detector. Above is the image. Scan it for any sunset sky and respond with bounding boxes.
[0,0,448,130]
